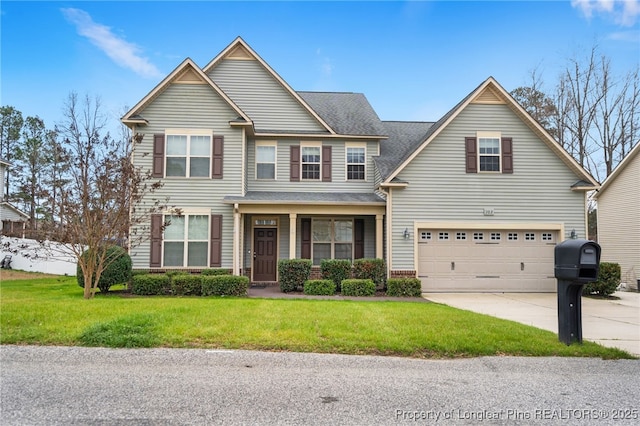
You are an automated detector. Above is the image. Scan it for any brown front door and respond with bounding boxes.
[253,228,277,282]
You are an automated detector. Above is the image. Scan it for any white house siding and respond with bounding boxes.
[1,204,27,222]
[208,59,326,133]
[247,139,380,193]
[597,151,640,290]
[390,104,587,271]
[130,83,244,269]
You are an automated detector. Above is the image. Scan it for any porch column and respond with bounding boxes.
[289,213,297,259]
[233,204,240,275]
[376,214,384,259]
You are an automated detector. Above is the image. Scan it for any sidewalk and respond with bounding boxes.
[424,291,640,356]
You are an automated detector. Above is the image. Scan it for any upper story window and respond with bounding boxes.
[256,143,276,180]
[166,134,211,177]
[478,137,500,172]
[346,145,365,180]
[301,145,321,180]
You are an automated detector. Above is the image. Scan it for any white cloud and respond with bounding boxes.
[61,8,162,79]
[572,0,640,26]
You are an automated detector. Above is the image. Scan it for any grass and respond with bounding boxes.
[0,274,634,359]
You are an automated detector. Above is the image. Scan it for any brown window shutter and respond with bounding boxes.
[301,218,311,259]
[210,214,222,267]
[212,136,223,179]
[354,219,364,259]
[465,137,477,173]
[290,145,300,182]
[153,134,165,178]
[502,137,513,174]
[150,214,163,267]
[322,145,332,182]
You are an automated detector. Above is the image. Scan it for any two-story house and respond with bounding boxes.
[0,158,29,237]
[122,37,597,293]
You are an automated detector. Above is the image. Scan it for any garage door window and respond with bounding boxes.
[490,232,501,241]
[456,232,467,240]
[473,232,484,241]
[525,233,535,241]
[439,232,449,240]
[508,232,518,241]
[420,232,432,241]
[542,233,553,241]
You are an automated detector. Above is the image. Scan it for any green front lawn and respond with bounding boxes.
[0,275,633,359]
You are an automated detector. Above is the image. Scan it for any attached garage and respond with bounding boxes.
[417,226,560,292]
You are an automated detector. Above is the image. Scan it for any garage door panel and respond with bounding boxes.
[419,229,557,292]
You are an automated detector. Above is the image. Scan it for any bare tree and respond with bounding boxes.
[53,93,170,299]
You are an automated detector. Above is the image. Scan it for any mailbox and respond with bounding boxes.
[554,238,601,345]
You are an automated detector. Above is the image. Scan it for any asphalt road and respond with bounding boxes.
[1,346,639,425]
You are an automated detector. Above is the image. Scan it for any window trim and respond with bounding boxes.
[311,218,354,264]
[162,210,211,268]
[345,143,366,181]
[477,131,501,173]
[255,141,277,180]
[164,129,213,178]
[300,142,322,181]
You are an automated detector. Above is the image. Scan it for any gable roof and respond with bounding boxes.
[379,77,599,189]
[0,202,29,219]
[121,58,252,127]
[298,92,387,137]
[594,141,640,199]
[375,121,435,180]
[203,37,335,135]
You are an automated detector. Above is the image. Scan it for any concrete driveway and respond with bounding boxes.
[424,291,640,356]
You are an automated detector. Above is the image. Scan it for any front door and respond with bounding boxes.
[253,228,277,281]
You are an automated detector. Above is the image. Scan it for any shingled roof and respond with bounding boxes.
[298,92,388,137]
[375,121,435,180]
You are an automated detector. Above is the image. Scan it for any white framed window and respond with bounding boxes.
[525,233,535,241]
[163,214,209,267]
[165,131,211,177]
[490,232,501,241]
[542,233,553,241]
[439,232,449,240]
[312,219,353,264]
[301,143,321,180]
[508,232,518,241]
[473,232,484,241]
[456,232,467,240]
[256,142,276,180]
[477,132,501,173]
[346,144,366,180]
[420,231,432,241]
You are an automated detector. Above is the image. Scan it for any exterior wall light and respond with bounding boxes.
[403,228,410,239]
[570,229,577,239]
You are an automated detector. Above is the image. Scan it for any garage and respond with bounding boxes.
[417,228,558,292]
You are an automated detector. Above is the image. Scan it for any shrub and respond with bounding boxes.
[202,275,249,296]
[201,268,231,276]
[584,262,621,297]
[304,279,336,295]
[77,246,132,293]
[132,274,171,295]
[386,278,422,297]
[341,279,375,296]
[171,274,202,296]
[278,259,312,292]
[320,259,351,292]
[353,258,386,289]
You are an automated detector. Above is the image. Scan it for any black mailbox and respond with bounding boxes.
[554,238,601,345]
[554,239,601,282]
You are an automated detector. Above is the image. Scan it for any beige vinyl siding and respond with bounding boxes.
[246,139,379,192]
[390,103,587,270]
[597,153,640,288]
[130,83,244,269]
[209,59,326,133]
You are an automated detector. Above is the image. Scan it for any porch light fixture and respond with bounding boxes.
[403,228,410,239]
[570,229,577,239]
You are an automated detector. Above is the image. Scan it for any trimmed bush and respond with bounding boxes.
[171,274,202,296]
[202,275,249,296]
[77,246,132,293]
[584,262,621,297]
[132,274,171,295]
[386,278,422,297]
[353,258,386,289]
[201,268,231,276]
[278,259,312,292]
[321,259,351,292]
[341,279,375,296]
[304,279,336,295]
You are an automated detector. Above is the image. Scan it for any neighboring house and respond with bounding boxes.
[0,158,29,237]
[122,37,598,292]
[594,142,640,292]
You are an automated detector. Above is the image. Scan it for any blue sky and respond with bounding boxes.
[1,1,639,135]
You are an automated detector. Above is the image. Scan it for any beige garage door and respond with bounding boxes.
[418,229,557,292]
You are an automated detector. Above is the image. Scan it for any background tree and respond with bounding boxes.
[0,106,24,199]
[53,93,170,299]
[510,68,558,139]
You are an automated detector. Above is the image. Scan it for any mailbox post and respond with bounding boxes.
[554,239,601,345]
